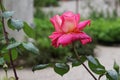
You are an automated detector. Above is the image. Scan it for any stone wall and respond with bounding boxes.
[42,0,119,18]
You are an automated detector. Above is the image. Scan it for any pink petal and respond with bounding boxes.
[57,32,92,47]
[79,32,92,45]
[61,16,77,33]
[62,11,80,22]
[49,32,63,47]
[62,11,74,17]
[80,38,92,45]
[77,20,91,30]
[75,14,80,23]
[57,34,73,47]
[50,15,62,32]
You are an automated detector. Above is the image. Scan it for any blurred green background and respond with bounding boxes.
[1,0,120,66]
[21,0,120,66]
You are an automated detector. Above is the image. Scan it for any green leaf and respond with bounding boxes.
[22,42,39,55]
[3,49,18,62]
[11,49,18,60]
[87,56,98,65]
[16,47,23,55]
[66,57,79,66]
[23,22,35,38]
[106,70,118,80]
[32,64,49,72]
[7,19,15,30]
[54,63,70,76]
[0,57,5,65]
[69,58,80,67]
[11,19,24,31]
[1,46,8,54]
[114,61,119,73]
[118,74,120,80]
[2,11,14,18]
[88,58,106,74]
[72,56,86,67]
[6,42,21,50]
[0,21,2,26]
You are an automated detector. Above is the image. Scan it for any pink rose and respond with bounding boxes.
[49,11,92,48]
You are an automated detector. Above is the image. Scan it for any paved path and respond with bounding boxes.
[0,45,120,80]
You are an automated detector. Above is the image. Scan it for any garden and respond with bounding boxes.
[0,0,120,80]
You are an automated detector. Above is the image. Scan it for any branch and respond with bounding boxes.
[72,43,97,80]
[0,0,18,80]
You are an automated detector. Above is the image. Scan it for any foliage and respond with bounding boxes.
[85,18,120,45]
[87,56,120,80]
[0,2,39,80]
[33,51,120,80]
[34,8,47,19]
[34,8,55,20]
[32,17,120,80]
[1,1,120,80]
[34,0,59,7]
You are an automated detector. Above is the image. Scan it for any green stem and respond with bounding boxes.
[5,70,8,79]
[0,0,18,80]
[98,74,105,80]
[3,63,8,79]
[72,43,97,80]
[98,76,101,80]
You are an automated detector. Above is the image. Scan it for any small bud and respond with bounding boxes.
[3,63,8,71]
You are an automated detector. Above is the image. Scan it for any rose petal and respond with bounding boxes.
[62,11,74,17]
[77,20,91,30]
[49,32,63,47]
[57,34,73,47]
[57,32,92,47]
[80,38,92,45]
[79,32,92,45]
[50,15,62,32]
[61,16,77,33]
[75,14,80,23]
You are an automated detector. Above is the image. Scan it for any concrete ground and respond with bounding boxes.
[0,45,120,80]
